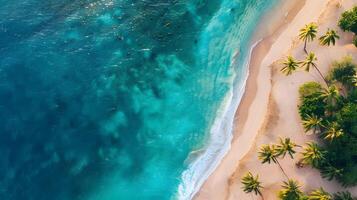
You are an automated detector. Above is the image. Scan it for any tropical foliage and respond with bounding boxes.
[308,188,332,200]
[258,144,278,164]
[338,6,357,34]
[333,191,356,200]
[338,6,357,47]
[328,57,357,91]
[301,52,318,72]
[300,142,326,168]
[321,166,343,181]
[302,114,324,134]
[298,57,357,186]
[241,7,357,199]
[275,137,298,159]
[301,52,328,85]
[258,137,299,180]
[323,121,344,141]
[298,91,326,119]
[281,56,300,75]
[299,23,318,53]
[280,53,328,86]
[299,82,324,99]
[278,179,304,200]
[258,144,289,179]
[241,172,264,199]
[319,29,340,46]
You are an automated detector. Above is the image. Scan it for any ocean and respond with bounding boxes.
[0,0,278,199]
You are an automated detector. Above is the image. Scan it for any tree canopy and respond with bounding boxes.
[298,57,357,186]
[338,6,357,34]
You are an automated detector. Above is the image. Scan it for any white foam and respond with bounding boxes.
[177,39,262,200]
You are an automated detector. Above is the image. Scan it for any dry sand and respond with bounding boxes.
[195,0,357,199]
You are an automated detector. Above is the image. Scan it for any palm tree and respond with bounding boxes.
[308,188,332,200]
[281,56,300,75]
[275,137,298,159]
[302,114,324,135]
[324,122,344,141]
[319,29,340,46]
[299,22,318,53]
[258,145,289,180]
[333,191,355,200]
[321,85,340,107]
[278,179,304,200]
[300,142,326,168]
[241,172,265,200]
[301,52,328,85]
[321,165,343,181]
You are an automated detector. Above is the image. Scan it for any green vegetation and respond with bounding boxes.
[298,90,326,119]
[298,57,357,186]
[321,165,343,181]
[302,114,324,134]
[338,6,357,34]
[302,52,328,85]
[301,52,318,72]
[338,6,357,47]
[281,56,300,75]
[278,179,304,200]
[241,7,357,200]
[241,172,264,199]
[299,82,324,99]
[300,142,326,168]
[308,188,332,200]
[281,52,328,85]
[319,29,340,46]
[328,57,357,91]
[280,51,330,86]
[333,191,356,200]
[258,144,289,180]
[299,22,318,53]
[258,137,298,180]
[275,137,298,159]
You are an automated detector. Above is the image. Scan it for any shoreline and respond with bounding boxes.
[178,39,260,200]
[176,2,285,199]
[193,1,306,199]
[232,0,307,141]
[195,0,357,199]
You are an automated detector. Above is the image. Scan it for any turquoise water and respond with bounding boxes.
[0,1,277,199]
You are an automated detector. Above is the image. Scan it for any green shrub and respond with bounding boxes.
[333,191,355,200]
[298,93,326,119]
[299,82,323,99]
[339,6,357,34]
[336,103,357,135]
[329,56,357,88]
[338,165,357,187]
[353,36,357,47]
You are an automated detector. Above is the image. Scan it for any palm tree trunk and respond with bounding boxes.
[260,194,265,200]
[304,40,308,54]
[313,64,328,86]
[276,160,289,180]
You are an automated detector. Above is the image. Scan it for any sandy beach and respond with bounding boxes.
[195,0,357,199]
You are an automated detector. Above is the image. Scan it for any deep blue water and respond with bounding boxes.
[0,1,277,199]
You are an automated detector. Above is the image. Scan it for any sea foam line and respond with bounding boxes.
[177,39,263,200]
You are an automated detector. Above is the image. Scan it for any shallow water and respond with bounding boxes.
[0,1,277,199]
